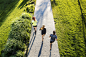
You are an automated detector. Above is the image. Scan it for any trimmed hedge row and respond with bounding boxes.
[51,0,86,57]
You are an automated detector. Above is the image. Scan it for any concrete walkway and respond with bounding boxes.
[27,0,60,57]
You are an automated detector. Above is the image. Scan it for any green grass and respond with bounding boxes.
[0,0,29,55]
[51,0,86,57]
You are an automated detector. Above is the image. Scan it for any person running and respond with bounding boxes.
[40,25,46,41]
[49,31,57,50]
[31,17,37,35]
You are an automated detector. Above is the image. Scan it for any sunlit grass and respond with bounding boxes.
[51,0,85,57]
[0,0,26,55]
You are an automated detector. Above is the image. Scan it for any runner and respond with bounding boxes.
[40,25,46,41]
[31,17,37,35]
[49,31,57,50]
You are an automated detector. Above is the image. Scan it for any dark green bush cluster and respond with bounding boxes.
[51,0,86,57]
[9,18,31,43]
[24,1,35,13]
[24,4,35,13]
[1,12,32,57]
[20,12,32,19]
[2,39,25,57]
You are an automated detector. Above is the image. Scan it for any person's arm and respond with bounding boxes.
[35,19,37,22]
[49,36,51,38]
[49,34,51,38]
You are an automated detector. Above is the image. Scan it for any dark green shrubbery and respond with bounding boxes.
[24,4,35,13]
[20,12,32,19]
[9,19,31,43]
[16,50,24,57]
[1,12,32,57]
[2,39,25,57]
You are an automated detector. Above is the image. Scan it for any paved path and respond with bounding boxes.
[27,0,60,57]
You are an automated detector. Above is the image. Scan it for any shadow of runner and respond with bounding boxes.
[38,41,43,57]
[27,32,36,56]
[28,32,35,47]
[49,51,51,57]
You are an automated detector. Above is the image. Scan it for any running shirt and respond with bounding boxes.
[32,20,37,26]
[41,28,46,35]
[50,34,57,41]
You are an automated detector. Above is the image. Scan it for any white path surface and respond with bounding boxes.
[27,0,60,57]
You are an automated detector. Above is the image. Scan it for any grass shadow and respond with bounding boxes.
[0,0,20,26]
[18,0,29,9]
[51,1,58,8]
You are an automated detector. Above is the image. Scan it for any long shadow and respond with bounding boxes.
[0,0,20,26]
[26,32,35,56]
[38,41,43,57]
[27,32,36,56]
[49,44,52,57]
[49,51,51,57]
[18,0,29,9]
[28,32,35,47]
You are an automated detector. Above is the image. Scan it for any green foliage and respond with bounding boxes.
[20,12,32,19]
[0,0,25,56]
[2,39,25,57]
[9,18,31,43]
[2,14,31,57]
[51,0,85,57]
[16,50,24,57]
[24,4,35,13]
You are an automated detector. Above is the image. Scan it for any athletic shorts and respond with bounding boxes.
[50,41,54,43]
[41,32,45,35]
[33,25,37,27]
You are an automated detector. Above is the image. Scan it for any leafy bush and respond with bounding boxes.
[24,4,35,13]
[20,12,32,19]
[2,39,25,57]
[16,50,24,57]
[9,18,31,44]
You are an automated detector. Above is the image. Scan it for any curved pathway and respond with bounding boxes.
[27,0,60,57]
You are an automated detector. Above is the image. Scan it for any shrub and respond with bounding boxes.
[20,12,32,19]
[16,50,24,57]
[9,19,31,44]
[2,39,25,57]
[24,4,35,13]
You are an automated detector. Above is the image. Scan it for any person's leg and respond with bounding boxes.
[50,41,54,50]
[42,35,43,41]
[42,34,45,41]
[50,43,52,50]
[34,27,37,35]
[33,26,37,31]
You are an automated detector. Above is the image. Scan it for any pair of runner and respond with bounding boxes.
[31,17,57,50]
